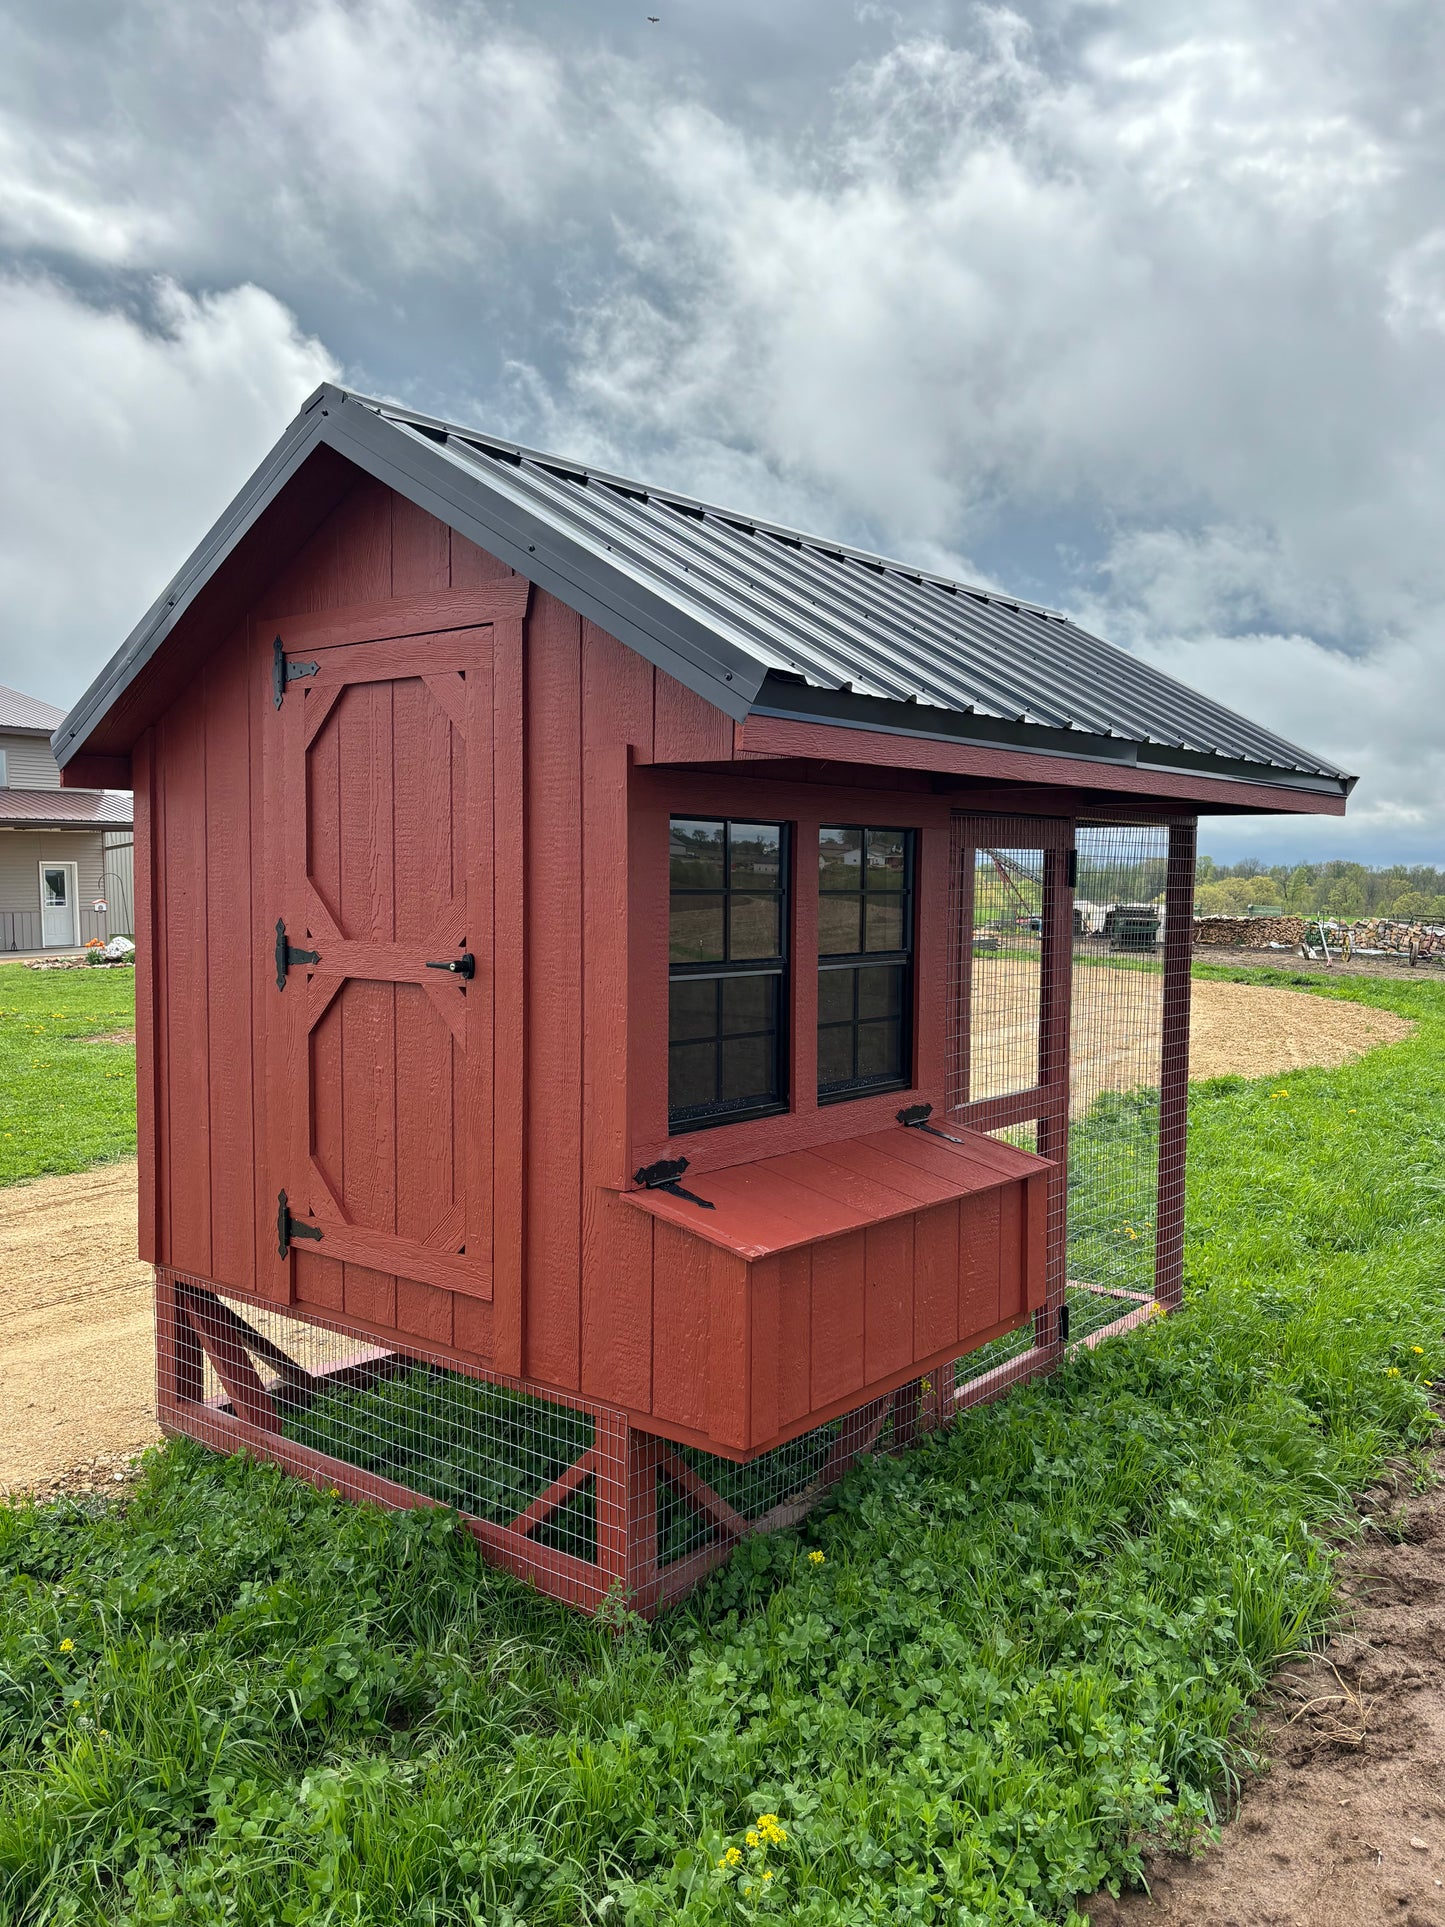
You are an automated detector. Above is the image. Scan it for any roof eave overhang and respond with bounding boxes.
[746,677,1355,804]
[0,814,133,831]
[53,384,1355,811]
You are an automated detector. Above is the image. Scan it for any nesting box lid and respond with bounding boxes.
[622,1120,1050,1261]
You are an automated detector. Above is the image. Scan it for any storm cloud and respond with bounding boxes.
[2,0,1441,857]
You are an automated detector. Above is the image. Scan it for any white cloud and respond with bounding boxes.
[0,276,337,706]
[1,0,1443,856]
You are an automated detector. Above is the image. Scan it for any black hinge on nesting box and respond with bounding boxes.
[1057,1302,1071,1344]
[275,918,320,991]
[277,1190,324,1259]
[897,1102,968,1146]
[633,1156,715,1210]
[273,634,319,708]
[1065,849,1078,888]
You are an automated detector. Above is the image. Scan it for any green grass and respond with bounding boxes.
[0,961,136,1184]
[1,968,1443,1923]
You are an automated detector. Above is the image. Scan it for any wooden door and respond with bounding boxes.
[272,628,494,1303]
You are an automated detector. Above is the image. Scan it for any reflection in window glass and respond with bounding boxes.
[668,817,789,1131]
[817,825,914,1100]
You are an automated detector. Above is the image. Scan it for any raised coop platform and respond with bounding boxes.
[155,1265,1157,1617]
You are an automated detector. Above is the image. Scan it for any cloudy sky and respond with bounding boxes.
[2,0,1441,862]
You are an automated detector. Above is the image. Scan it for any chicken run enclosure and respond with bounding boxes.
[55,386,1351,1614]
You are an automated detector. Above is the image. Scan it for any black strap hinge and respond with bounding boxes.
[273,635,319,708]
[633,1157,715,1210]
[1065,849,1078,889]
[897,1102,969,1146]
[277,1190,323,1259]
[1058,1302,1071,1344]
[275,918,320,991]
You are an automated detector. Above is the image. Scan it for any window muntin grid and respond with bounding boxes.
[668,817,789,1130]
[817,825,914,1101]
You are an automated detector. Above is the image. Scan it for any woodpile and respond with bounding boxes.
[1351,919,1445,962]
[1192,915,1306,948]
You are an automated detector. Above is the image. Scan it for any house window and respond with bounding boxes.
[817,826,914,1100]
[0,748,7,787]
[668,818,789,1131]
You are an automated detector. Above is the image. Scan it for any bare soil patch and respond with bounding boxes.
[1086,1465,1445,1927]
[1187,980,1413,1083]
[970,963,1413,1107]
[0,1159,158,1497]
[1198,944,1445,983]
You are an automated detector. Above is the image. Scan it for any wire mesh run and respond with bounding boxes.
[155,1275,963,1617]
[1067,823,1169,1342]
[947,815,1187,1391]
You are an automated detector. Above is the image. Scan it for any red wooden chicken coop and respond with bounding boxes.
[55,386,1352,1612]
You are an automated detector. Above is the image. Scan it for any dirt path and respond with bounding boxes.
[1086,1465,1445,1927]
[969,964,1413,1108]
[0,1160,157,1496]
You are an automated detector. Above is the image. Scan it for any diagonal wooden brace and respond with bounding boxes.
[180,1288,281,1433]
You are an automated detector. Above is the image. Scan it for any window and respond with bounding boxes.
[668,818,789,1131]
[817,826,914,1100]
[0,748,7,787]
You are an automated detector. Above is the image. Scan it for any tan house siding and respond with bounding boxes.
[0,731,62,790]
[0,830,112,952]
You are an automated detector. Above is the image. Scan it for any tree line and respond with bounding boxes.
[1193,857,1445,923]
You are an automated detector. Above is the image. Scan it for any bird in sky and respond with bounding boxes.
[647,14,659,20]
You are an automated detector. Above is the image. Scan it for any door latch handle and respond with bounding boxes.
[426,953,475,980]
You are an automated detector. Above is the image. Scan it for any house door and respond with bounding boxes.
[39,861,78,949]
[272,627,495,1302]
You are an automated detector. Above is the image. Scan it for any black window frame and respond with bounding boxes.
[667,816,791,1134]
[816,824,916,1103]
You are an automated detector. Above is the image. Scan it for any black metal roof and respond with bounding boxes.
[55,383,1352,797]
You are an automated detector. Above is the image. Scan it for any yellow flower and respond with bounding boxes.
[764,1869,775,1882]
[746,1831,759,1848]
[756,1814,787,1844]
[1412,1347,1425,1355]
[58,1638,74,1653]
[328,1487,341,1498]
[719,1846,743,1869]
[808,1550,825,1566]
[1386,1367,1401,1377]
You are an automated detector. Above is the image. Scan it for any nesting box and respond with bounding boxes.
[55,386,1351,1611]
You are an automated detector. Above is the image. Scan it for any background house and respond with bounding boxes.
[0,684,132,953]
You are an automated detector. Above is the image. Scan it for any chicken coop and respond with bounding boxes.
[55,386,1352,1613]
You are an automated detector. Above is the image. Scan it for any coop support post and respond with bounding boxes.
[1034,837,1075,1366]
[154,1270,204,1422]
[1155,820,1197,1314]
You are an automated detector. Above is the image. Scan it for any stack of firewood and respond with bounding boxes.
[1192,915,1307,948]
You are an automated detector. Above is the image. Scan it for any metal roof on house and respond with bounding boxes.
[0,788,132,829]
[0,683,66,734]
[53,383,1352,798]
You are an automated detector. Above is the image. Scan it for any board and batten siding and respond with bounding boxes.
[0,732,63,789]
[0,830,109,952]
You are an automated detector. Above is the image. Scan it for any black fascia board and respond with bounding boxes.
[749,675,1354,797]
[320,398,766,721]
[52,392,333,767]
